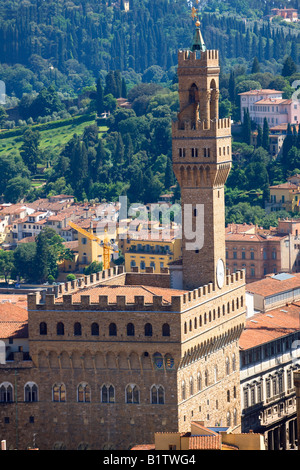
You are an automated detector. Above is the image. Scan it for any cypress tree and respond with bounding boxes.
[104,71,117,97]
[251,57,260,74]
[282,56,297,77]
[34,231,49,283]
[257,125,263,148]
[121,78,127,98]
[242,109,251,145]
[262,118,269,151]
[96,78,105,115]
[229,70,235,103]
[114,70,122,98]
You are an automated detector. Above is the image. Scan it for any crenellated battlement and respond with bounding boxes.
[45,265,125,298]
[27,269,245,313]
[172,117,231,137]
[178,49,219,68]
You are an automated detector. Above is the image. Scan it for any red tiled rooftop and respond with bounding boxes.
[55,284,188,305]
[246,273,300,297]
[240,302,300,350]
[0,302,28,339]
[239,89,282,96]
[269,182,299,189]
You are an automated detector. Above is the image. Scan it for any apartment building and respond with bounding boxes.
[225,223,291,283]
[239,89,300,126]
[240,273,300,449]
[124,226,182,274]
[267,181,300,213]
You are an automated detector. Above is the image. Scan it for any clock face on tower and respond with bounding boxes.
[216,258,225,289]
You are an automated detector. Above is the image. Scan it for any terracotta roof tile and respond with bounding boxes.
[246,273,300,297]
[189,435,222,450]
[56,284,188,305]
[0,302,28,339]
[240,302,300,350]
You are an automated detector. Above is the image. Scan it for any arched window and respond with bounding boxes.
[91,322,99,336]
[125,384,139,404]
[127,323,135,336]
[233,408,237,426]
[151,385,165,404]
[162,323,170,337]
[205,370,209,387]
[214,366,218,383]
[197,373,202,391]
[189,376,194,396]
[39,322,47,335]
[232,353,236,371]
[145,323,152,337]
[52,383,66,402]
[25,382,38,402]
[226,357,230,375]
[181,381,186,400]
[77,383,91,402]
[57,322,64,336]
[227,411,231,427]
[74,322,82,336]
[109,323,117,336]
[101,384,115,403]
[0,382,13,402]
[189,83,198,104]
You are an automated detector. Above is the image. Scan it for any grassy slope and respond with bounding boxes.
[0,118,108,159]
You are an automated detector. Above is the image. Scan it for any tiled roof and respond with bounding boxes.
[189,435,222,450]
[269,182,299,189]
[240,302,300,350]
[246,272,300,297]
[0,302,28,339]
[55,284,188,305]
[239,89,282,96]
[255,98,292,105]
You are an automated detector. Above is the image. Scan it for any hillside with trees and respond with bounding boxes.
[1,0,300,227]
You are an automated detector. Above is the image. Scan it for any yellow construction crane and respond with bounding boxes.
[68,220,118,270]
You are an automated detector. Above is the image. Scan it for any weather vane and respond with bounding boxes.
[191,0,201,27]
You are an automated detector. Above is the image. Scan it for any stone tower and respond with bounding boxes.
[172,21,232,291]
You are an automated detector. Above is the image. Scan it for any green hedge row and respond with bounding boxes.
[0,113,97,140]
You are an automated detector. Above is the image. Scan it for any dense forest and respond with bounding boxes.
[1,0,300,228]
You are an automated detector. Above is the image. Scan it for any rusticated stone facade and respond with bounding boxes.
[0,30,246,450]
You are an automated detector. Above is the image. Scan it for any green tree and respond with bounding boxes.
[34,230,49,283]
[256,125,263,148]
[242,109,251,145]
[30,85,64,118]
[0,106,8,127]
[83,261,103,275]
[0,250,15,282]
[13,243,37,282]
[282,56,297,77]
[262,118,269,151]
[20,127,41,174]
[251,57,260,74]
[96,77,105,115]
